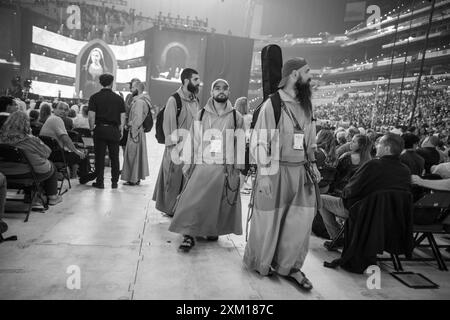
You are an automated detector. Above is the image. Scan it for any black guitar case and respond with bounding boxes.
[250,44,283,129]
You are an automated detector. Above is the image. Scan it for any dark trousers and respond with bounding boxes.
[52,151,90,178]
[0,173,6,219]
[64,152,90,177]
[93,125,121,184]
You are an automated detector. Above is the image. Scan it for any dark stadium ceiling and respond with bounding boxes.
[260,0,426,37]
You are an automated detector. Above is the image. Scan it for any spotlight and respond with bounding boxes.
[23,78,32,89]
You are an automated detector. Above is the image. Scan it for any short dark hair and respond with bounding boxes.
[129,77,140,89]
[99,73,114,87]
[29,109,39,121]
[68,109,77,118]
[81,105,89,116]
[381,133,404,156]
[0,96,15,113]
[402,133,420,149]
[180,68,198,85]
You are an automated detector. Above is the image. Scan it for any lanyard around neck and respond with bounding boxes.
[281,101,302,131]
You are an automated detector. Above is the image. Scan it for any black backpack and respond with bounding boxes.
[155,92,183,144]
[242,92,282,176]
[140,102,154,133]
[250,92,282,130]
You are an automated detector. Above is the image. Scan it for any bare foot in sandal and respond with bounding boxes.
[178,235,195,252]
[288,271,313,291]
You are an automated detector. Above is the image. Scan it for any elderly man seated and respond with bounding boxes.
[319,133,411,249]
[39,102,94,184]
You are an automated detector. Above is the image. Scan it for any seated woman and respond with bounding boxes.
[331,134,372,197]
[0,111,62,205]
[73,105,90,129]
[315,129,337,194]
[29,109,43,136]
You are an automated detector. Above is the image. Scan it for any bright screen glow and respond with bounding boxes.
[32,26,145,60]
[30,26,147,97]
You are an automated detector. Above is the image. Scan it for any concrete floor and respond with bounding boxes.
[1,134,449,300]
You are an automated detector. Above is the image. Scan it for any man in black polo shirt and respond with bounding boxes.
[88,73,126,189]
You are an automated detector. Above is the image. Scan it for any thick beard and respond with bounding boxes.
[213,95,228,103]
[187,81,199,94]
[295,79,312,119]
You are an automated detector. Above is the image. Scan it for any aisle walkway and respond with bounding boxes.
[1,134,449,299]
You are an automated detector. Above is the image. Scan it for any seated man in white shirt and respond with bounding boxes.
[40,102,94,184]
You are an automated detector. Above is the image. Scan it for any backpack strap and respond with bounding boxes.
[199,108,206,121]
[172,92,182,127]
[270,91,282,127]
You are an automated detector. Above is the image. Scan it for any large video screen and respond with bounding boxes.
[150,29,206,84]
[30,26,147,99]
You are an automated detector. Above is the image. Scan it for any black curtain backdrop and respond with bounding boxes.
[0,5,22,92]
[201,34,254,107]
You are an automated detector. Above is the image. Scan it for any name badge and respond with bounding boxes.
[293,133,304,150]
[210,139,222,153]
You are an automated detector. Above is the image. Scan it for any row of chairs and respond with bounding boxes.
[0,145,46,222]
[0,128,94,222]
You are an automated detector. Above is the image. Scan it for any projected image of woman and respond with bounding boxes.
[82,47,108,99]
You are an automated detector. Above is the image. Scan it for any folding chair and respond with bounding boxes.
[323,190,413,273]
[0,144,47,222]
[39,136,71,195]
[411,191,450,271]
[73,128,95,171]
[73,128,92,138]
[68,130,83,147]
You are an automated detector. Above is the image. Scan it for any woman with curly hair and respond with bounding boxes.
[0,111,62,205]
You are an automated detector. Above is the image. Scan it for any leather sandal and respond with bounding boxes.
[288,271,313,291]
[179,236,195,252]
[124,181,139,186]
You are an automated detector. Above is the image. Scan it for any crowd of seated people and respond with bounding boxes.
[308,120,450,272]
[0,94,97,211]
[315,89,450,133]
[0,111,62,206]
